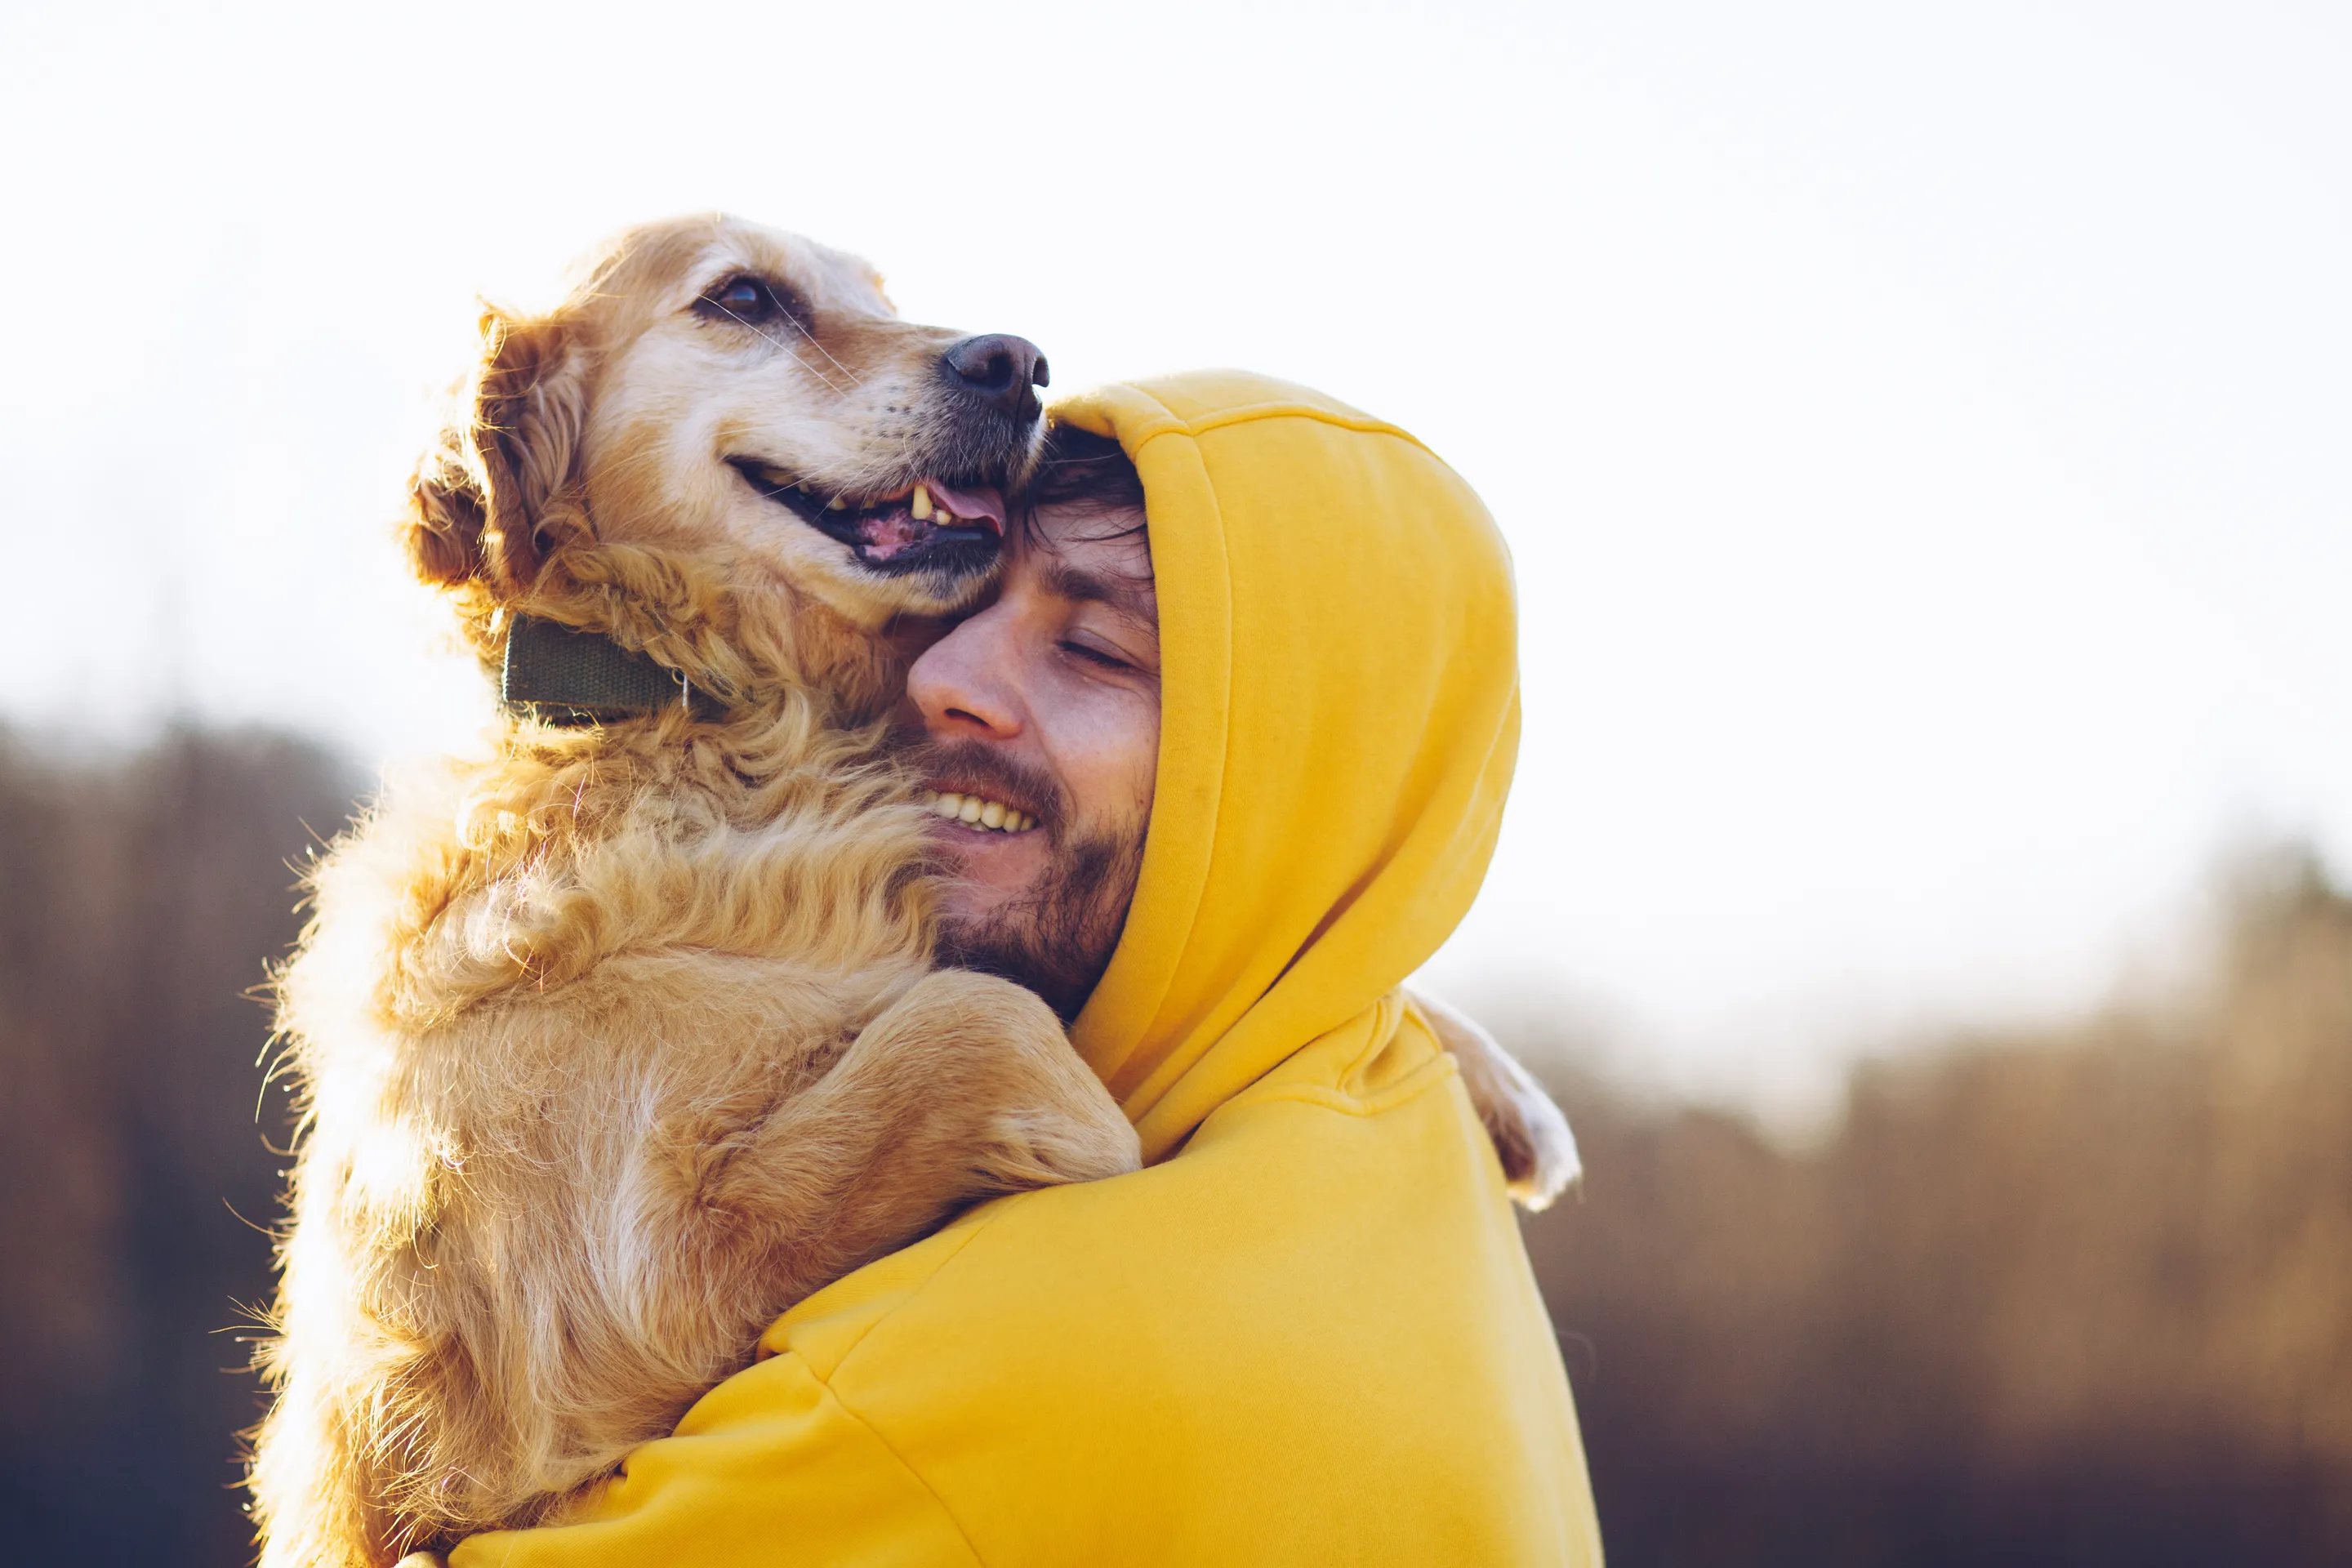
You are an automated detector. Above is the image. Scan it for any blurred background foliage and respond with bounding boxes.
[1,725,2345,1565]
[1517,852,2352,1563]
[0,728,361,1564]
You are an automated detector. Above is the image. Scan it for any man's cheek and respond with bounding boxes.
[1047,694,1160,822]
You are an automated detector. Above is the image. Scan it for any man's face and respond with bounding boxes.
[901,498,1159,1018]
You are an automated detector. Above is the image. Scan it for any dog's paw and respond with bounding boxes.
[959,983,1142,1188]
[982,1094,1143,1189]
[1478,1058,1581,1211]
[1409,988,1581,1211]
[871,969,1143,1192]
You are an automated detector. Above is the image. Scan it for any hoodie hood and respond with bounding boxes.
[1054,372,1520,1162]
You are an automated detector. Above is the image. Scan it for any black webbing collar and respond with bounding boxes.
[500,616,729,726]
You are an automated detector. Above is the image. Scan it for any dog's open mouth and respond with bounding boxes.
[730,459,1008,574]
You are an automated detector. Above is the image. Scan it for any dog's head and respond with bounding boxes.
[408,214,1047,630]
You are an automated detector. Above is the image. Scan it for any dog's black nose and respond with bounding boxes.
[943,334,1049,416]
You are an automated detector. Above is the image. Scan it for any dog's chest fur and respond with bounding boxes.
[266,656,943,1543]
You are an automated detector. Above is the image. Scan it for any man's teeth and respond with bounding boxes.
[929,791,1036,832]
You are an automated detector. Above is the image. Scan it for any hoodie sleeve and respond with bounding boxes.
[447,1350,981,1568]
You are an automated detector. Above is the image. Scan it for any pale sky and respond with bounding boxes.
[6,0,2346,1125]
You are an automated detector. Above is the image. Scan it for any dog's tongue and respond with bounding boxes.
[925,479,1007,536]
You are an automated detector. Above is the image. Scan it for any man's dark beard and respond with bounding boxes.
[901,737,1147,1021]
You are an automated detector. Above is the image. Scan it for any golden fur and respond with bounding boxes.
[248,215,1137,1566]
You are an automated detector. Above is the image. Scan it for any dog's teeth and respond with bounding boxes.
[979,801,1006,829]
[956,796,983,825]
[932,791,962,817]
[910,483,933,521]
[830,496,849,511]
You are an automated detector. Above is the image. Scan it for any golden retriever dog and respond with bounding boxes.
[250,214,1140,1566]
[249,212,1576,1567]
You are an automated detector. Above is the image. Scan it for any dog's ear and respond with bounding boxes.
[405,310,591,594]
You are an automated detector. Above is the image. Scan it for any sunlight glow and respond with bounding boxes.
[6,0,2347,1118]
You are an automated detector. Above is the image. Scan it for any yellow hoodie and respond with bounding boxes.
[450,372,1602,1567]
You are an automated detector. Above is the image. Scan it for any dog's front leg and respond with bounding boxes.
[699,967,1140,1304]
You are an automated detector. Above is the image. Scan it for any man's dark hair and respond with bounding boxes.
[1026,425,1145,514]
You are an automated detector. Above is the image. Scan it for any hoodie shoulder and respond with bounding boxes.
[455,1029,1598,1568]
[784,1018,1598,1567]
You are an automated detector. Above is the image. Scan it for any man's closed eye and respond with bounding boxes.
[1062,639,1135,672]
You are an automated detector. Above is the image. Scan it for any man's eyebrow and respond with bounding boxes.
[1040,558,1158,629]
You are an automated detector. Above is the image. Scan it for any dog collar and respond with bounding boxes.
[500,616,728,725]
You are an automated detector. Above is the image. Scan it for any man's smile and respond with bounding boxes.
[925,787,1044,835]
[920,782,1058,910]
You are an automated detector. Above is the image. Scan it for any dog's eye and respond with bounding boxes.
[696,274,791,325]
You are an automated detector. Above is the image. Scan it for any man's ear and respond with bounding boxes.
[404,309,591,595]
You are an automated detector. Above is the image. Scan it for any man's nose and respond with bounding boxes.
[906,617,1024,739]
[941,334,1049,419]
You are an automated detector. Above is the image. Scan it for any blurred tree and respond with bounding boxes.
[1521,853,2352,1566]
[0,727,362,1565]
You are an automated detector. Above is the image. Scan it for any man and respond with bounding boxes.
[452,371,1604,1566]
